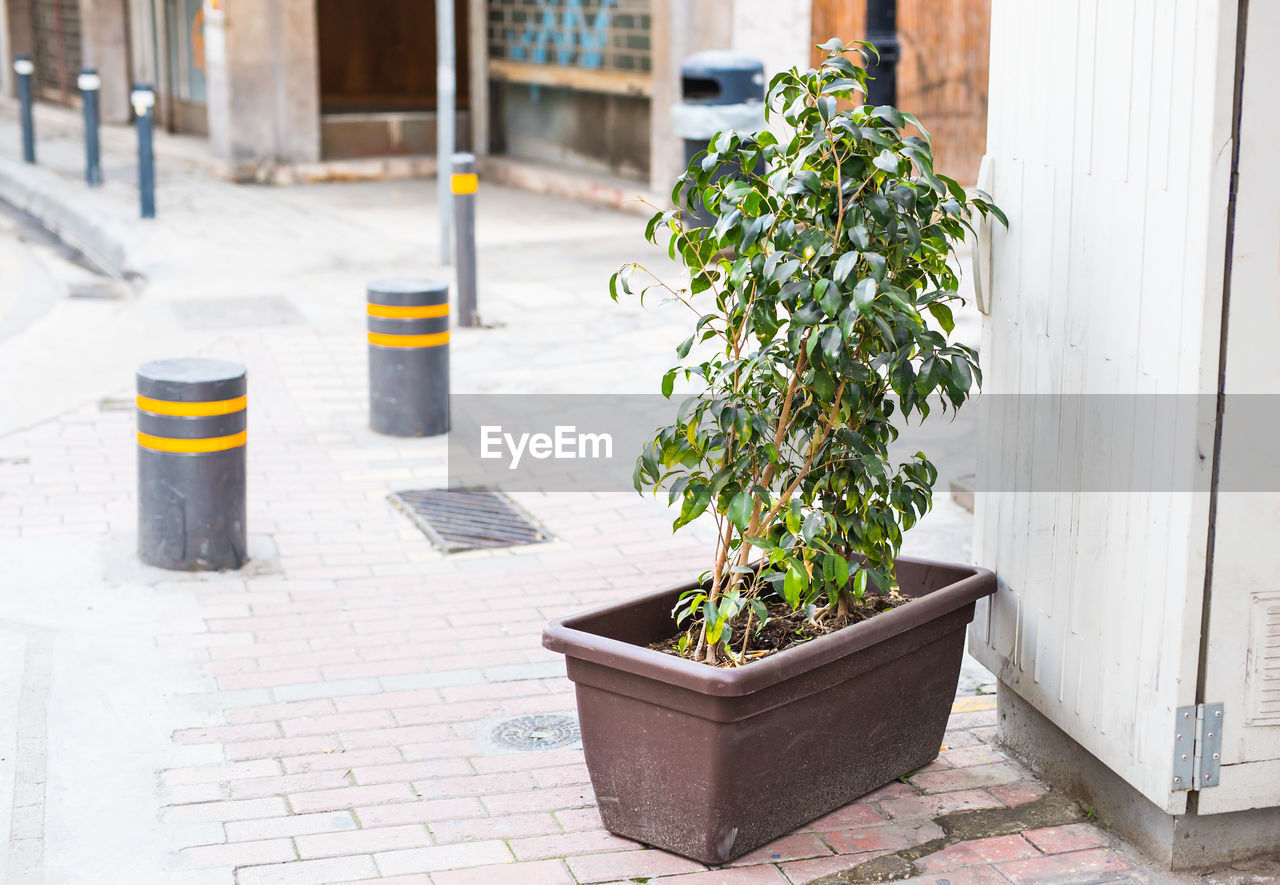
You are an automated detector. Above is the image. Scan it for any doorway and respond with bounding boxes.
[30,0,82,105]
[163,0,208,134]
[315,0,470,159]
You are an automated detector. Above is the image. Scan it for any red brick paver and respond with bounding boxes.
[997,847,1134,884]
[915,834,1041,872]
[1022,822,1109,855]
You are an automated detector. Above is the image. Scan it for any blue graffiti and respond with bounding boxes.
[506,0,617,69]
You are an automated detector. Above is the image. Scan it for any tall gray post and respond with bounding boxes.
[436,0,456,265]
[79,69,102,187]
[14,56,35,164]
[137,358,248,571]
[132,84,156,219]
[368,279,450,437]
[452,152,478,327]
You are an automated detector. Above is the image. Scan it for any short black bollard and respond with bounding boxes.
[14,55,35,164]
[137,358,248,571]
[79,68,102,187]
[451,153,479,328]
[368,279,450,437]
[131,84,156,218]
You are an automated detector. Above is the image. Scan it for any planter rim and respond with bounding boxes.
[542,555,995,697]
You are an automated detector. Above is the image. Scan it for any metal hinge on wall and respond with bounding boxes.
[1172,703,1224,791]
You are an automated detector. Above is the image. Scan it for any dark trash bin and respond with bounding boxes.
[672,51,767,228]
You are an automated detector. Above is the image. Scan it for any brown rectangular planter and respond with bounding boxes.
[542,556,996,864]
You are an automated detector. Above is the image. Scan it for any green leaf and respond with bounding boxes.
[917,355,941,393]
[661,367,678,398]
[802,511,825,543]
[793,302,823,325]
[862,252,887,279]
[852,277,878,311]
[927,301,955,334]
[900,110,931,142]
[832,554,850,588]
[853,568,869,600]
[783,563,807,608]
[812,368,835,398]
[785,505,802,536]
[674,483,711,529]
[833,250,859,284]
[873,150,900,175]
[891,359,916,396]
[676,334,695,359]
[935,173,967,205]
[872,106,905,128]
[728,490,753,531]
[838,305,859,339]
[867,194,892,225]
[883,285,914,313]
[816,279,841,315]
[821,325,844,360]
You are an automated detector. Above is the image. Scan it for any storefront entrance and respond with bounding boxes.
[315,0,470,159]
[163,0,208,135]
[30,0,81,105]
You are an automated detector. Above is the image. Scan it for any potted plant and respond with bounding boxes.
[543,41,1006,865]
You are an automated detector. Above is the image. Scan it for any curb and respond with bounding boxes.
[0,153,135,279]
[481,156,665,216]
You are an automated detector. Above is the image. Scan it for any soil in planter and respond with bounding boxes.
[648,590,913,667]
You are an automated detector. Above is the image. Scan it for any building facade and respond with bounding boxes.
[2,0,990,191]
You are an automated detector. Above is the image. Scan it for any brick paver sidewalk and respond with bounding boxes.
[0,103,1228,884]
[0,374,1146,885]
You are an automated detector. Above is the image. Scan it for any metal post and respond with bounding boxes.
[14,55,35,164]
[436,0,456,265]
[79,69,102,187]
[137,358,248,571]
[367,279,451,437]
[865,0,899,107]
[132,84,156,219]
[452,152,478,327]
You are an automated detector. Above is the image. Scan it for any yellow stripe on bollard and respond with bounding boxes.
[366,303,450,319]
[367,331,451,348]
[136,394,247,417]
[137,430,247,454]
[451,173,478,195]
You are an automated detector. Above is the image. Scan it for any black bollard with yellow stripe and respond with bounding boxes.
[451,153,479,328]
[368,279,450,436]
[137,358,247,570]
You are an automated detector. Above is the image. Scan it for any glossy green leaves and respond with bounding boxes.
[622,41,1006,663]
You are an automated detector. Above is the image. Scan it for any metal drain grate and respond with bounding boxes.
[490,715,580,751]
[390,489,549,553]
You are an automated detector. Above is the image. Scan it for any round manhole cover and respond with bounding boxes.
[490,714,580,751]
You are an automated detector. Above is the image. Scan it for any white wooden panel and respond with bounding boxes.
[971,0,1239,814]
[1197,0,1280,815]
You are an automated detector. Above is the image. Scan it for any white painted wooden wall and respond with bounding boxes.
[1198,0,1280,815]
[970,0,1240,815]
